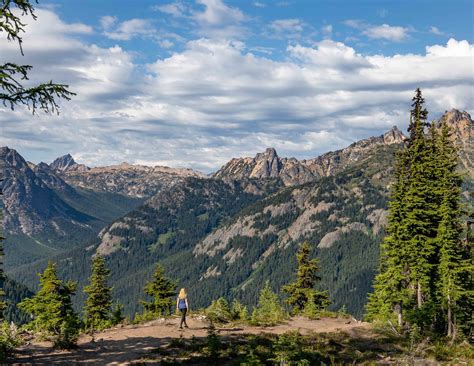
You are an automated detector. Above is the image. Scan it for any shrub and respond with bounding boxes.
[205,297,232,323]
[0,321,22,362]
[231,299,249,322]
[251,281,287,326]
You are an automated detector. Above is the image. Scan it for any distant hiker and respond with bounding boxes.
[177,288,189,329]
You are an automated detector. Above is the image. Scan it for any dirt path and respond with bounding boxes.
[14,317,369,365]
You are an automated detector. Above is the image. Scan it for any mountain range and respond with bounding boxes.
[1,109,472,319]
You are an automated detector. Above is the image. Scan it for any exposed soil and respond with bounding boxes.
[13,316,369,365]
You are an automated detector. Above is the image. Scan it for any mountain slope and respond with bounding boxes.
[8,177,280,315]
[0,147,142,268]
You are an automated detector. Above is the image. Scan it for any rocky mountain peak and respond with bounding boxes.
[50,154,89,173]
[255,147,278,160]
[439,109,472,139]
[383,126,407,144]
[50,154,77,172]
[251,148,281,179]
[438,109,473,178]
[0,146,29,171]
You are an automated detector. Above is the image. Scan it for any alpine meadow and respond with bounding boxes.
[0,0,473,364]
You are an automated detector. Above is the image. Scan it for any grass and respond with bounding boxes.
[135,325,473,365]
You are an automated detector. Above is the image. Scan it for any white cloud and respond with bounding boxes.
[322,24,333,37]
[1,9,472,173]
[362,24,409,41]
[195,0,244,26]
[253,2,266,8]
[100,15,117,30]
[159,39,174,48]
[345,20,410,42]
[270,18,304,33]
[429,26,444,36]
[192,0,247,38]
[267,18,306,40]
[426,38,473,57]
[288,40,370,70]
[154,2,188,17]
[102,18,156,41]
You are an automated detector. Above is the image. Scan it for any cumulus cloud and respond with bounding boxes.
[345,20,410,42]
[193,0,247,38]
[362,24,409,41]
[0,8,472,173]
[101,17,156,41]
[429,26,444,36]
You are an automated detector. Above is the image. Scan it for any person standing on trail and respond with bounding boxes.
[177,288,189,329]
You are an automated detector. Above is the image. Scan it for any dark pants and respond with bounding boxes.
[180,308,188,328]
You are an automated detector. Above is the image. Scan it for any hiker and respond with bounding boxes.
[177,288,189,329]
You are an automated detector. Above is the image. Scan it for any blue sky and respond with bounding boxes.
[0,0,473,171]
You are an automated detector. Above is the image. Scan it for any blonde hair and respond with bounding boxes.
[178,288,187,299]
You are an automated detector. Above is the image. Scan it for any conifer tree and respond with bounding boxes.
[251,281,286,326]
[231,299,249,321]
[366,149,412,325]
[435,122,472,338]
[141,264,176,317]
[403,90,439,317]
[368,89,439,327]
[205,297,232,323]
[83,255,113,331]
[282,241,329,314]
[19,262,79,348]
[367,89,472,338]
[111,303,125,326]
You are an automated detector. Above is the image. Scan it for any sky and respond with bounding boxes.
[0,0,473,172]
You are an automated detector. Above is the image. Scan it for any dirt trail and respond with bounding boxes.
[14,316,369,365]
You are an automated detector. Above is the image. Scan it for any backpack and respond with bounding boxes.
[178,298,187,310]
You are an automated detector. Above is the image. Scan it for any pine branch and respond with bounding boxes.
[0,0,37,55]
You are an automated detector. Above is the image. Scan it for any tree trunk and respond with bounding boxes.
[417,281,423,308]
[447,297,452,338]
[394,303,403,327]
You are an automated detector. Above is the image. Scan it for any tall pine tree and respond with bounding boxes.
[366,149,412,325]
[282,241,329,315]
[367,89,472,338]
[19,262,80,348]
[84,255,113,331]
[141,264,176,317]
[435,121,472,338]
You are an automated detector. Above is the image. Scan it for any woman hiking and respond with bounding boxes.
[176,288,189,329]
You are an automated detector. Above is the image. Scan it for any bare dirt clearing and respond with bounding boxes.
[14,316,370,365]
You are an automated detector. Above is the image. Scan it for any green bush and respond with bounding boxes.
[231,299,249,322]
[251,281,287,326]
[0,321,22,362]
[205,297,232,323]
